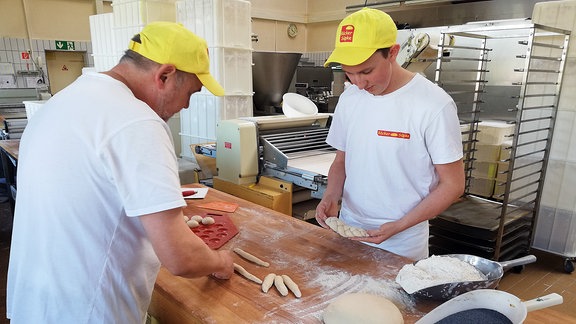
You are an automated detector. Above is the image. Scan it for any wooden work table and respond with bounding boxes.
[149,184,574,323]
[0,139,19,210]
[0,139,20,160]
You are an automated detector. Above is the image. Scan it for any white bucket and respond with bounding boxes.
[282,93,318,118]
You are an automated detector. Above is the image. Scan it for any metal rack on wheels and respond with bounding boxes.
[428,21,570,263]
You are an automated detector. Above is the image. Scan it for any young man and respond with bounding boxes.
[7,22,234,323]
[316,8,465,260]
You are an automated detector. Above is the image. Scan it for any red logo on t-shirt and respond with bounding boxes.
[340,25,355,43]
[377,130,410,139]
[224,142,232,149]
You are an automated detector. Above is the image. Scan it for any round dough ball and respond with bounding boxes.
[186,219,200,228]
[201,216,215,225]
[322,293,403,324]
[191,215,204,222]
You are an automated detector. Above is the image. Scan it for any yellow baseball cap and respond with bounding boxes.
[324,8,397,67]
[129,22,224,96]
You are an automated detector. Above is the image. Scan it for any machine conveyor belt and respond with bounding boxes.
[260,128,331,153]
[260,127,335,169]
[260,124,335,173]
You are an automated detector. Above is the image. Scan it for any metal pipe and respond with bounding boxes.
[20,0,33,53]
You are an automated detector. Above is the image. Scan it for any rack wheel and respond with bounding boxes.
[564,259,574,274]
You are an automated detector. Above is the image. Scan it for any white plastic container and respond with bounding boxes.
[89,13,115,56]
[112,0,176,28]
[203,47,253,96]
[92,54,121,72]
[176,0,251,49]
[476,120,515,145]
[282,93,318,117]
[179,93,253,158]
[113,25,145,57]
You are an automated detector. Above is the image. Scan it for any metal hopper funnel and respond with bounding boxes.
[252,51,302,114]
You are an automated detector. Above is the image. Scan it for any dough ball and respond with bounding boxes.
[183,216,190,222]
[191,215,203,222]
[186,219,200,228]
[201,216,215,225]
[323,293,403,324]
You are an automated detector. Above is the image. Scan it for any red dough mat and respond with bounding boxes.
[196,201,239,213]
[187,211,239,249]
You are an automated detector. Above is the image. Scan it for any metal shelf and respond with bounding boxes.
[431,22,570,261]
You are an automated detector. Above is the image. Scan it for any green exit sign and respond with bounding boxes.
[55,40,75,50]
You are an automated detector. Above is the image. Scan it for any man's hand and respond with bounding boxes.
[350,221,402,244]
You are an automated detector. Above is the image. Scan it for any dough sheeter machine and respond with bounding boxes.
[206,113,335,200]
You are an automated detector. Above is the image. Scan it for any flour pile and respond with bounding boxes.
[395,255,487,294]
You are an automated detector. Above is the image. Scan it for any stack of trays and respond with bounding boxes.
[430,195,532,261]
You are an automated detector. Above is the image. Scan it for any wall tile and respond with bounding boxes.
[34,40,43,52]
[9,38,18,50]
[17,38,26,51]
[11,52,19,64]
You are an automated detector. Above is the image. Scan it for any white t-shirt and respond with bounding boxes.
[327,73,462,260]
[7,71,186,323]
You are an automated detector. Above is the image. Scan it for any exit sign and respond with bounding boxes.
[55,40,75,50]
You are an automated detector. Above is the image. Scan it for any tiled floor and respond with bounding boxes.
[1,202,575,323]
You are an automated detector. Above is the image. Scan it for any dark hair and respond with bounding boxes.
[377,48,391,58]
[120,49,160,71]
[119,33,158,67]
[121,49,189,84]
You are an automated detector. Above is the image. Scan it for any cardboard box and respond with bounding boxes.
[468,177,495,198]
[500,140,513,161]
[476,121,515,145]
[492,181,506,200]
[496,161,509,182]
[475,144,501,162]
[471,161,499,179]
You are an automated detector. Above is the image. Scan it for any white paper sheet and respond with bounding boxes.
[181,187,208,199]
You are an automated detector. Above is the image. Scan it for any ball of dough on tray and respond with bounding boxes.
[323,293,404,324]
[186,219,200,228]
[201,216,215,225]
[191,215,204,222]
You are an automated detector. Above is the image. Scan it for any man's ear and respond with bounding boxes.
[388,44,401,60]
[155,64,177,88]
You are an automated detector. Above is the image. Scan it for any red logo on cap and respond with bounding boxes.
[340,25,355,43]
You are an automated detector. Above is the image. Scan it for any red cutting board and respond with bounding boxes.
[188,213,239,249]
